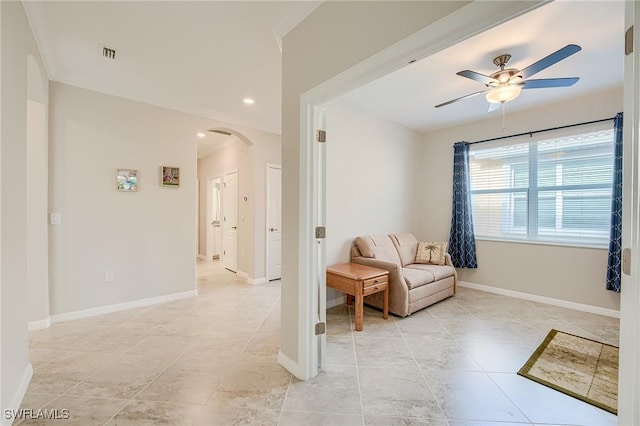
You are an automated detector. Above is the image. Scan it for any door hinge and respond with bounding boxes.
[316,130,326,143]
[315,226,326,239]
[315,322,326,335]
[626,25,634,55]
[623,248,631,275]
[223,250,226,255]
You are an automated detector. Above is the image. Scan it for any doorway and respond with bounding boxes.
[206,176,222,261]
[222,169,239,272]
[291,1,576,381]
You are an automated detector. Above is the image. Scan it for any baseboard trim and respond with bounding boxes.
[278,350,302,379]
[458,281,620,318]
[49,290,197,324]
[236,270,267,285]
[28,317,52,331]
[2,363,33,426]
[326,295,346,309]
[196,254,207,260]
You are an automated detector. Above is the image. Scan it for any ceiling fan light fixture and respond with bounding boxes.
[485,84,522,104]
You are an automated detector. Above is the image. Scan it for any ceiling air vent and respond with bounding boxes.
[209,130,232,136]
[102,46,116,60]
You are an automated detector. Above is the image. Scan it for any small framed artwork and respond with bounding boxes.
[161,166,180,188]
[116,169,138,192]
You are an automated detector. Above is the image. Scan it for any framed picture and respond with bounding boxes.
[116,169,138,192]
[161,166,180,188]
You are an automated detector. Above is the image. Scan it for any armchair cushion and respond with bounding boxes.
[415,241,448,265]
[354,234,402,264]
[390,233,419,266]
[402,267,435,289]
[405,263,455,282]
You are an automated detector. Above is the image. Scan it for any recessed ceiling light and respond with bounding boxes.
[196,132,206,138]
[243,98,255,105]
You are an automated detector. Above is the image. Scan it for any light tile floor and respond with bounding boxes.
[17,260,619,425]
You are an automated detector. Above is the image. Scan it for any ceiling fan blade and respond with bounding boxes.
[435,90,490,108]
[487,102,501,113]
[522,77,579,89]
[518,44,581,80]
[457,70,499,86]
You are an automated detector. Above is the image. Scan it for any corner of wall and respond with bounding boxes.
[1,364,33,426]
[277,350,302,380]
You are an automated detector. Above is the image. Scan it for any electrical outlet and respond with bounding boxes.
[50,213,61,225]
[104,271,115,282]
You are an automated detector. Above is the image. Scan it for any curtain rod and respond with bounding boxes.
[469,116,616,145]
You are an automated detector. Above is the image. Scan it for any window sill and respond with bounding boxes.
[475,237,608,251]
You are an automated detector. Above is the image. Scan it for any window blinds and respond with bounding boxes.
[468,128,614,247]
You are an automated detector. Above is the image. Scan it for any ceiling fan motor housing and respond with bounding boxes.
[488,69,520,86]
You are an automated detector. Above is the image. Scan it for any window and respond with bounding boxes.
[469,128,614,247]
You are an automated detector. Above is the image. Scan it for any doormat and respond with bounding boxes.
[517,329,618,414]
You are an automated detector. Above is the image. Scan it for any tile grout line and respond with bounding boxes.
[400,311,450,424]
[100,398,132,426]
[276,373,294,425]
[484,372,534,425]
[350,307,366,426]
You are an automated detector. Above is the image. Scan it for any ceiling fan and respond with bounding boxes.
[435,44,582,111]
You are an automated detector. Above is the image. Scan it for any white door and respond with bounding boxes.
[206,177,222,260]
[266,165,282,280]
[618,3,640,423]
[207,177,222,260]
[222,170,238,272]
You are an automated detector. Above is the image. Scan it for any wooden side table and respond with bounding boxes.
[326,263,389,331]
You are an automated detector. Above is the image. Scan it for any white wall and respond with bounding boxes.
[1,0,48,415]
[197,131,280,281]
[281,0,470,374]
[325,99,422,263]
[421,88,623,311]
[26,57,49,326]
[49,82,202,316]
[325,100,421,304]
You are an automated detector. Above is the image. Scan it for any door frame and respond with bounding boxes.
[266,163,282,281]
[205,175,222,260]
[618,1,640,423]
[222,168,239,272]
[293,1,553,381]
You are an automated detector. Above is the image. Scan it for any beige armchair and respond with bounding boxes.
[350,233,456,317]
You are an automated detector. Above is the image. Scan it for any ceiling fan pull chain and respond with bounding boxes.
[501,103,507,132]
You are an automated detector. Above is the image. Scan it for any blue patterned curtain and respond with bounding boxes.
[448,141,477,268]
[606,113,623,292]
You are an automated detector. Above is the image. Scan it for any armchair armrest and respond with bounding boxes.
[350,256,408,291]
[444,253,454,267]
[444,253,458,294]
[351,255,410,316]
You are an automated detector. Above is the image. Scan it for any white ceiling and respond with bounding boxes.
[24,1,625,141]
[341,0,625,133]
[197,132,238,159]
[24,1,321,135]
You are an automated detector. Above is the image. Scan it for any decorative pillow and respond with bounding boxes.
[415,242,448,265]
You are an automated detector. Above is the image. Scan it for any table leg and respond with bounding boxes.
[354,282,363,331]
[383,285,389,320]
[346,294,354,305]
